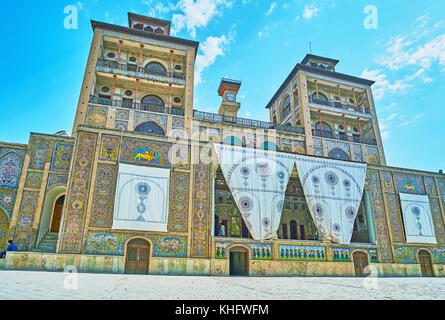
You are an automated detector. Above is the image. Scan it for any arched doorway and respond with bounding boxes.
[50,195,65,232]
[418,250,434,277]
[229,246,249,276]
[125,238,151,274]
[353,251,369,277]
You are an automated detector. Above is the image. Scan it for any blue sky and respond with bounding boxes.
[1,0,444,172]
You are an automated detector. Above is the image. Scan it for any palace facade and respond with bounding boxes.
[1,13,444,277]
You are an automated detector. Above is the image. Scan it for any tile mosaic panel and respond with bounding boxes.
[393,172,425,195]
[172,117,185,129]
[172,144,190,169]
[279,245,327,261]
[429,198,445,245]
[86,106,107,127]
[332,247,351,262]
[59,132,98,253]
[120,137,172,167]
[168,171,190,233]
[0,191,16,219]
[0,151,24,189]
[114,120,128,131]
[325,140,350,156]
[13,191,39,251]
[367,170,393,262]
[250,244,272,260]
[134,112,167,132]
[89,163,118,228]
[115,108,130,121]
[24,172,43,189]
[393,246,445,264]
[99,135,120,161]
[423,176,437,196]
[47,174,68,190]
[381,171,394,193]
[385,193,405,243]
[29,139,53,170]
[191,162,211,258]
[50,143,74,171]
[85,232,187,257]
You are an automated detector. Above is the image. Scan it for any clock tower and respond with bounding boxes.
[217,78,241,118]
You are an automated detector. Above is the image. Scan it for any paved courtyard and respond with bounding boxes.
[0,270,444,300]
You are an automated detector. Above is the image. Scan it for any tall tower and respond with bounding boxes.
[217,78,242,118]
[266,54,386,165]
[72,12,199,138]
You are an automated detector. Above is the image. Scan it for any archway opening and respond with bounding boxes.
[134,121,166,136]
[229,246,249,276]
[50,195,65,233]
[353,251,369,277]
[125,238,151,274]
[418,250,434,277]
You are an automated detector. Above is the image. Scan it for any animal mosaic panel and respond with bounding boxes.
[0,191,16,219]
[89,164,118,228]
[13,191,39,251]
[86,106,107,127]
[384,193,405,243]
[47,174,68,190]
[381,171,394,193]
[0,152,23,189]
[429,198,445,245]
[168,171,190,233]
[29,138,53,170]
[423,176,437,196]
[24,172,43,189]
[367,170,393,262]
[250,244,272,260]
[50,143,74,171]
[59,132,98,254]
[99,135,120,161]
[120,137,171,167]
[393,172,425,195]
[191,162,211,258]
[279,245,327,261]
[172,144,190,169]
[85,232,187,257]
[134,112,167,132]
[332,248,351,262]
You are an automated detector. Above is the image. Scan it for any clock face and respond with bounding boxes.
[225,92,236,102]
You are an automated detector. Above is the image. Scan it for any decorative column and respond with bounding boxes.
[117,40,123,63]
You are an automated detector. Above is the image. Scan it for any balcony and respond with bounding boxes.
[308,96,371,116]
[193,110,305,134]
[89,96,185,116]
[95,59,186,85]
[312,130,377,146]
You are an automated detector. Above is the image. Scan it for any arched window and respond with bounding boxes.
[134,121,165,136]
[223,136,243,146]
[140,95,165,112]
[281,96,291,118]
[262,141,279,151]
[315,122,333,138]
[145,62,166,76]
[312,92,328,103]
[328,148,350,161]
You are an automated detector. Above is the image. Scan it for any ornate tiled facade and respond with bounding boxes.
[168,171,190,233]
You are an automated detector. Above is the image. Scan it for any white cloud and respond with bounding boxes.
[303,4,319,20]
[266,2,277,15]
[360,69,411,100]
[195,35,229,85]
[171,0,231,38]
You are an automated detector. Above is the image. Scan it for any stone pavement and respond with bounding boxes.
[0,270,444,300]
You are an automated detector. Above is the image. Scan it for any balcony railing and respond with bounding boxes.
[89,96,185,116]
[96,59,186,82]
[308,96,371,115]
[193,110,305,134]
[312,129,377,145]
